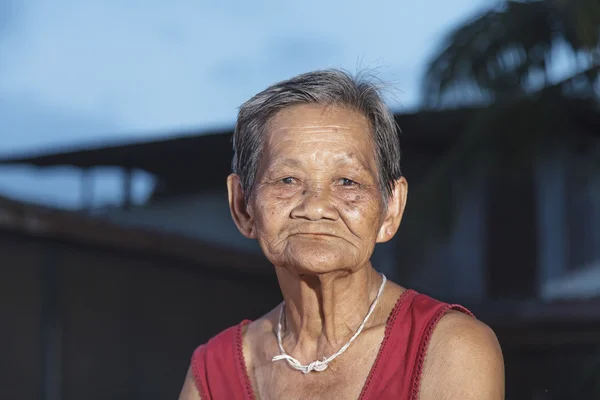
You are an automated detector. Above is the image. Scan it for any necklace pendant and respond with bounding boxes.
[305,359,328,373]
[273,274,387,374]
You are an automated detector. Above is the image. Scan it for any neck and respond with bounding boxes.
[275,265,383,360]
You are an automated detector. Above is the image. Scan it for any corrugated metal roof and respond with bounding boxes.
[0,108,471,172]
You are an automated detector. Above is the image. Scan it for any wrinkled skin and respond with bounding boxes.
[229,104,405,277]
[221,104,409,399]
[179,104,504,400]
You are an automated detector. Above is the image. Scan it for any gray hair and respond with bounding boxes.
[232,69,402,203]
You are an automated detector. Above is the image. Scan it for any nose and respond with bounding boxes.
[290,187,339,221]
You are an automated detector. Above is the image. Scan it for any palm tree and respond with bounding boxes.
[402,0,600,248]
[407,0,600,397]
[424,0,599,104]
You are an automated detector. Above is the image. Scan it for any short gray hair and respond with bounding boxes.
[232,69,402,203]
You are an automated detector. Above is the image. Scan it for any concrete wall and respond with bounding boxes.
[99,189,261,254]
[0,230,281,400]
[0,235,43,400]
[536,149,600,300]
[407,176,487,302]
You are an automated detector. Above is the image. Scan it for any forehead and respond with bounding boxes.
[264,104,373,156]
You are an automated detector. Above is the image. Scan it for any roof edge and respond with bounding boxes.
[0,195,272,276]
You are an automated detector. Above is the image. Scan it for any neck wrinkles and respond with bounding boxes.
[275,265,382,361]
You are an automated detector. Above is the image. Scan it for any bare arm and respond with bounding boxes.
[419,311,505,400]
[178,367,202,400]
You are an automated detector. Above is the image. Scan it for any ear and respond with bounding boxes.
[376,177,408,243]
[227,174,256,239]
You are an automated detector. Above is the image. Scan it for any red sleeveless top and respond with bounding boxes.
[190,289,473,400]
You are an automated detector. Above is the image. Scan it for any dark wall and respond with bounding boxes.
[501,339,600,399]
[0,230,281,400]
[3,229,599,400]
[0,234,43,400]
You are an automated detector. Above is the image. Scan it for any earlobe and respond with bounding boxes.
[378,226,393,242]
[376,177,408,244]
[227,174,256,239]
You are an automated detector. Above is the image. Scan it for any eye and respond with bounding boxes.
[281,177,296,184]
[340,178,358,187]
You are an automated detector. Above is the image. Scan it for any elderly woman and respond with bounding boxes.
[179,70,504,399]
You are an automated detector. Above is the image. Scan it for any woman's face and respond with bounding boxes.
[229,104,406,276]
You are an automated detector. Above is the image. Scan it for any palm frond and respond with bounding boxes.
[557,0,600,53]
[422,0,600,107]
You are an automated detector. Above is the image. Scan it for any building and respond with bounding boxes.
[0,109,489,297]
[0,194,281,400]
[1,105,599,399]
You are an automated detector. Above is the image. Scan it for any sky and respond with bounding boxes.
[0,0,492,208]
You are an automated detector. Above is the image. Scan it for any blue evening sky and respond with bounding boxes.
[0,0,491,208]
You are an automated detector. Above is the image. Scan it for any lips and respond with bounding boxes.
[290,232,340,239]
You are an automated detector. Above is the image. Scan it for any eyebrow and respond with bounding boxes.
[270,158,302,168]
[268,154,374,172]
[333,154,374,173]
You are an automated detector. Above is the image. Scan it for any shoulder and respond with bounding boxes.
[242,305,280,366]
[419,310,505,399]
[204,321,249,351]
[184,321,250,399]
[191,320,250,367]
[178,367,203,400]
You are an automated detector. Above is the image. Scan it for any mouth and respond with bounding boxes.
[291,233,340,239]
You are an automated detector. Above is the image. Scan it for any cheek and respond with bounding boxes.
[252,191,296,230]
[342,200,362,219]
[340,191,385,232]
[266,185,299,199]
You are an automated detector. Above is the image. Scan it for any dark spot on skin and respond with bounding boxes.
[354,195,361,201]
[302,190,307,195]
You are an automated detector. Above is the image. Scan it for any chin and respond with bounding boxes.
[281,240,358,275]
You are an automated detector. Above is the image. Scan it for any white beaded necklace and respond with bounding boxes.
[272,274,387,374]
